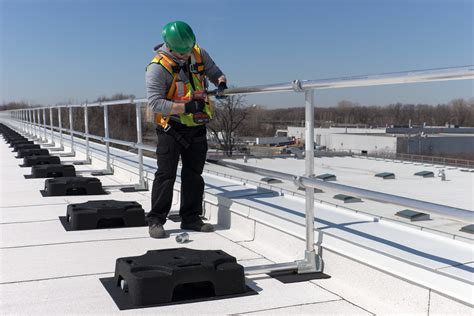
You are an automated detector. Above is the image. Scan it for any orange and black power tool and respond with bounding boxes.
[191,90,211,124]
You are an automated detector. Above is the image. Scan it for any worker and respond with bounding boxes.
[145,21,227,238]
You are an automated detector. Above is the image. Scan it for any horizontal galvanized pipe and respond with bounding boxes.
[15,66,474,111]
[299,177,473,223]
[103,137,137,148]
[209,159,473,223]
[301,66,474,91]
[137,143,155,152]
[207,158,297,182]
[86,134,103,142]
[220,65,474,96]
[23,122,156,155]
[244,262,298,276]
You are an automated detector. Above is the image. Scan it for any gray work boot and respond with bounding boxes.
[180,220,215,232]
[149,223,167,238]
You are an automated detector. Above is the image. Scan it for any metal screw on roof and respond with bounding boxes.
[176,232,189,243]
[438,169,446,181]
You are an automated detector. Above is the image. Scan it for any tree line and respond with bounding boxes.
[2,96,472,145]
[236,98,474,136]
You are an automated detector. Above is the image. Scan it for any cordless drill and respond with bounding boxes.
[191,90,210,124]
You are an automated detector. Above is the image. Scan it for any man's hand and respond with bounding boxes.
[184,100,205,114]
[216,81,228,99]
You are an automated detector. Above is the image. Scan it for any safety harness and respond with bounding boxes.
[147,44,213,133]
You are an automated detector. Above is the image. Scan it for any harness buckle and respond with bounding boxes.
[189,62,204,74]
[163,124,171,132]
[189,63,198,74]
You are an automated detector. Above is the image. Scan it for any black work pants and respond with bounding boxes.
[148,123,208,225]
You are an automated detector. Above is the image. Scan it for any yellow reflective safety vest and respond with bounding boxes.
[147,45,213,128]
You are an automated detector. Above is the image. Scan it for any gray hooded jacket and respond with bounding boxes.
[145,43,225,116]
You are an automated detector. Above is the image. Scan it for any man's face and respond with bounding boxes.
[171,50,192,61]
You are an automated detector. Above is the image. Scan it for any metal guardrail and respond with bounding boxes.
[219,65,474,95]
[7,65,474,274]
[10,100,151,191]
[208,159,473,223]
[202,167,473,242]
[356,152,474,169]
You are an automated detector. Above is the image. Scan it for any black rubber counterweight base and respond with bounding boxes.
[16,148,49,158]
[20,155,60,167]
[62,200,147,230]
[100,278,256,310]
[25,164,76,178]
[12,143,40,152]
[42,176,106,196]
[112,248,248,307]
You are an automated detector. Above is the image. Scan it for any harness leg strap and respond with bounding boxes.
[164,127,190,149]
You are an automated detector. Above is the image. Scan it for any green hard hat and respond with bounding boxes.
[162,21,196,53]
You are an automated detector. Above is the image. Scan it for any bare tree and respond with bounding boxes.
[207,95,249,156]
[450,98,471,126]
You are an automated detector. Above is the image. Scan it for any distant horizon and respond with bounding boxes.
[2,96,472,110]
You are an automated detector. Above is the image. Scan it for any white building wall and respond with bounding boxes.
[287,126,385,142]
[287,126,391,153]
[328,134,397,154]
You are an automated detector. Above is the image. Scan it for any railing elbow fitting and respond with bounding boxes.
[294,175,304,189]
[292,80,304,92]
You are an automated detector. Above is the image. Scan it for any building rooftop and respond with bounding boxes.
[1,118,473,314]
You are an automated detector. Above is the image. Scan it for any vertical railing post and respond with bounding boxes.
[18,110,21,129]
[103,103,113,174]
[38,108,44,142]
[304,89,315,253]
[42,108,47,141]
[36,109,41,140]
[33,109,38,139]
[49,107,55,145]
[26,110,31,136]
[69,105,75,154]
[38,109,42,139]
[84,102,91,162]
[30,109,35,137]
[134,99,147,190]
[26,110,29,135]
[58,107,63,147]
[296,88,322,273]
[21,110,25,132]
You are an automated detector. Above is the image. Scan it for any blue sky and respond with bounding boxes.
[1,0,473,107]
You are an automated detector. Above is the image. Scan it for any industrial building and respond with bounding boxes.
[287,126,474,158]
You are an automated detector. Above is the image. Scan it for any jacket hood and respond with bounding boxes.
[153,43,186,65]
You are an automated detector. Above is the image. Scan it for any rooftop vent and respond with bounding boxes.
[333,194,362,203]
[395,209,430,221]
[316,173,337,181]
[460,224,474,234]
[414,171,434,178]
[375,172,395,179]
[260,177,282,184]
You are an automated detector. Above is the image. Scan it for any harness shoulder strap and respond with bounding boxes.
[192,45,205,74]
[148,53,180,129]
[148,53,180,100]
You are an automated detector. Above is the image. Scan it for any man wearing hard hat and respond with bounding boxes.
[146,21,227,238]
